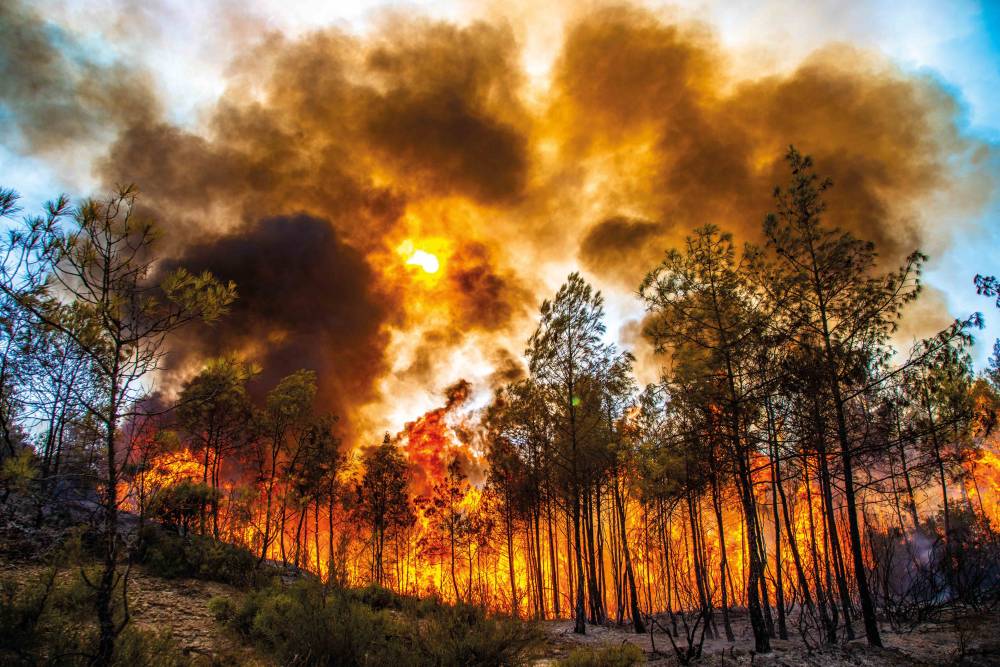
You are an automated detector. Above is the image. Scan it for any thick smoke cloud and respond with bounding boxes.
[362,21,530,203]
[580,216,664,281]
[558,8,978,286]
[447,241,530,330]
[162,215,397,440]
[1,1,993,444]
[86,14,534,432]
[0,2,157,152]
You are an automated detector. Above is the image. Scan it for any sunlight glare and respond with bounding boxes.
[406,248,440,274]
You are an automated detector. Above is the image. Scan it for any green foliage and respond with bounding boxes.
[138,526,274,588]
[149,480,218,534]
[266,369,317,426]
[1,447,37,494]
[0,567,57,660]
[0,566,190,665]
[110,627,190,667]
[223,581,404,666]
[557,643,645,667]
[219,579,541,667]
[350,582,407,610]
[409,600,543,666]
[207,595,236,622]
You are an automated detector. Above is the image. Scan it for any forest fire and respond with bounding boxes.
[120,448,204,511]
[965,444,1000,528]
[5,178,1000,667]
[113,380,1000,631]
[2,1,1000,664]
[398,380,473,498]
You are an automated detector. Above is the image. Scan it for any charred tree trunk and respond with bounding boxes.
[812,396,856,640]
[613,469,645,633]
[547,499,560,617]
[709,471,735,641]
[765,404,788,640]
[506,489,518,618]
[572,485,587,634]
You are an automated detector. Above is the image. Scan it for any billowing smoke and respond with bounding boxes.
[561,7,978,287]
[160,214,398,441]
[0,1,158,152]
[1,1,993,446]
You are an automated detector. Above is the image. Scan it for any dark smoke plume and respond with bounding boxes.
[1,1,993,444]
[162,215,397,440]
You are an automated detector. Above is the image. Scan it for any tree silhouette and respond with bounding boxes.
[0,185,235,664]
[356,434,414,586]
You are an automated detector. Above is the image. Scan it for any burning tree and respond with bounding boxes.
[640,224,774,653]
[422,456,472,602]
[526,272,632,634]
[256,369,315,565]
[176,356,256,539]
[356,434,415,586]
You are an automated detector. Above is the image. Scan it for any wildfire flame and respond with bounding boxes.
[117,391,1000,618]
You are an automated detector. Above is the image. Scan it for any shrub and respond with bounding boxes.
[138,526,274,588]
[139,526,190,579]
[410,602,542,667]
[148,480,217,535]
[189,536,261,587]
[111,627,189,667]
[0,567,56,661]
[0,447,38,497]
[350,582,406,610]
[226,580,406,666]
[220,580,541,666]
[207,595,235,622]
[557,643,645,667]
[0,566,192,665]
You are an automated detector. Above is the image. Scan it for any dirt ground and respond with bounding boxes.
[126,569,262,664]
[5,554,999,665]
[538,610,1000,666]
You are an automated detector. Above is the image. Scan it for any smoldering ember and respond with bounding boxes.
[1,1,999,666]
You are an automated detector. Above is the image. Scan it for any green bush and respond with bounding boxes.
[207,595,235,622]
[0,568,56,661]
[557,643,645,667]
[140,526,190,579]
[220,580,541,666]
[138,526,274,588]
[110,626,190,667]
[350,582,406,610]
[0,566,191,666]
[410,601,542,667]
[48,565,99,614]
[190,536,261,587]
[226,580,406,666]
[148,480,218,535]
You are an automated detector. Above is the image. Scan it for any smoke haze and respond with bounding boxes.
[2,0,994,445]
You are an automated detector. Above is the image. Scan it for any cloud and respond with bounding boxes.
[161,214,397,441]
[2,1,994,446]
[0,0,158,152]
